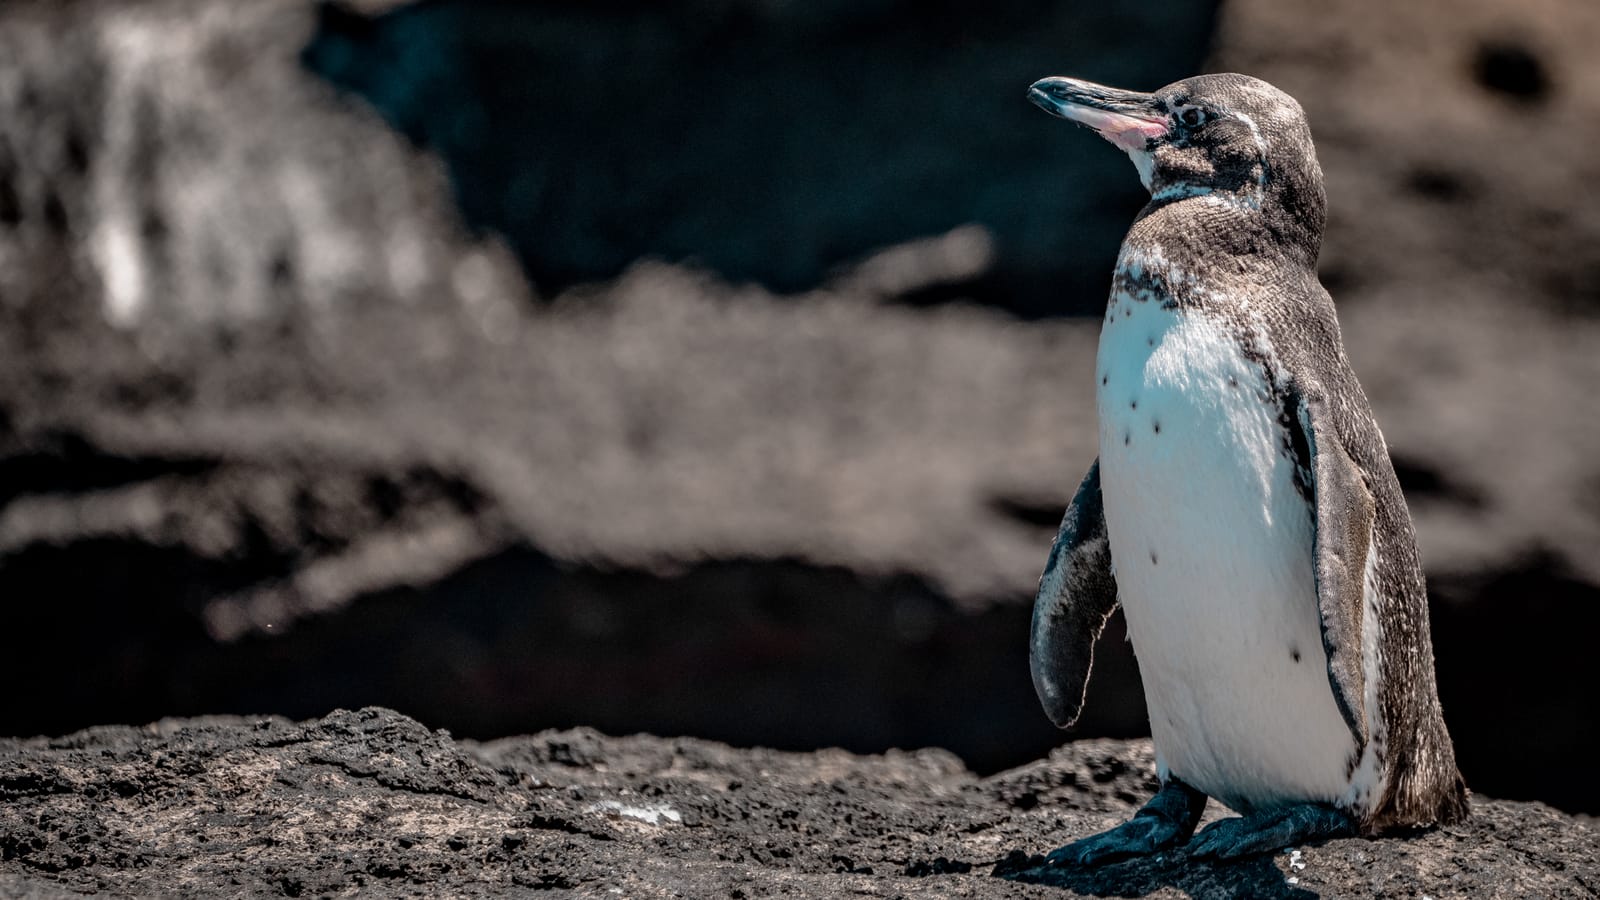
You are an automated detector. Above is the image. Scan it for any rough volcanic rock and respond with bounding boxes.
[0,709,1593,898]
[0,0,1597,830]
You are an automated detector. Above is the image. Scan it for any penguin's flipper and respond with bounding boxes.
[1296,389,1376,753]
[1030,459,1119,728]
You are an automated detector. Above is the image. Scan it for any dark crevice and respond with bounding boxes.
[1429,549,1599,813]
[903,857,974,877]
[307,754,490,805]
[0,430,219,509]
[1473,41,1550,103]
[987,493,1067,530]
[512,813,614,843]
[1406,167,1473,204]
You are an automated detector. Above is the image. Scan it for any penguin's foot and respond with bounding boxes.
[1046,778,1206,867]
[1186,803,1355,860]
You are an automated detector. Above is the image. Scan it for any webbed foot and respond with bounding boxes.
[1186,803,1355,860]
[1046,778,1207,867]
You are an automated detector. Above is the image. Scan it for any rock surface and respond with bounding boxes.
[0,708,1594,898]
[0,0,1597,842]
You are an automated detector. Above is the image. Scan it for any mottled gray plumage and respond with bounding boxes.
[1027,72,1467,858]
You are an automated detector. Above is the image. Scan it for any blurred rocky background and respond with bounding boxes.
[0,0,1595,832]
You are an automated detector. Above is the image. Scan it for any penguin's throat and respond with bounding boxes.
[1146,174,1263,210]
[1127,148,1156,191]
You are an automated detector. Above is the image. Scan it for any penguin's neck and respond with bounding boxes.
[1124,197,1318,282]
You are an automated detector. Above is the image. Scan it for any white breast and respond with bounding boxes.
[1095,283,1357,814]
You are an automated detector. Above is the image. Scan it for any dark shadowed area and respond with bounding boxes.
[302,0,1220,316]
[0,0,1597,893]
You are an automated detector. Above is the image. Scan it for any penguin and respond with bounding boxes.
[1025,72,1469,863]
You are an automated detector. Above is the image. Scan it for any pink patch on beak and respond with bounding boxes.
[1063,107,1169,151]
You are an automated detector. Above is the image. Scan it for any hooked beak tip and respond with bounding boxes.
[1025,83,1057,114]
[1027,76,1168,151]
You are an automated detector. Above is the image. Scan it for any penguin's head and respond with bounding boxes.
[1028,72,1325,255]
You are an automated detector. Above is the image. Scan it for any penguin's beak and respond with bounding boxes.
[1028,76,1169,151]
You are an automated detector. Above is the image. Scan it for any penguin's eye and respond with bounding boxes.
[1179,107,1207,128]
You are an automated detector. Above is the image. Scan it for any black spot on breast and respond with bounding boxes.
[1124,432,1130,446]
[1152,421,1161,434]
[1290,646,1302,664]
[1102,375,1108,386]
[1269,386,1315,505]
[1124,308,1131,317]
[1147,337,1154,347]
[1150,550,1158,565]
[1130,400,1137,410]
[1228,375,1239,388]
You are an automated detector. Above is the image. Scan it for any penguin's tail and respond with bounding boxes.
[1364,722,1470,833]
